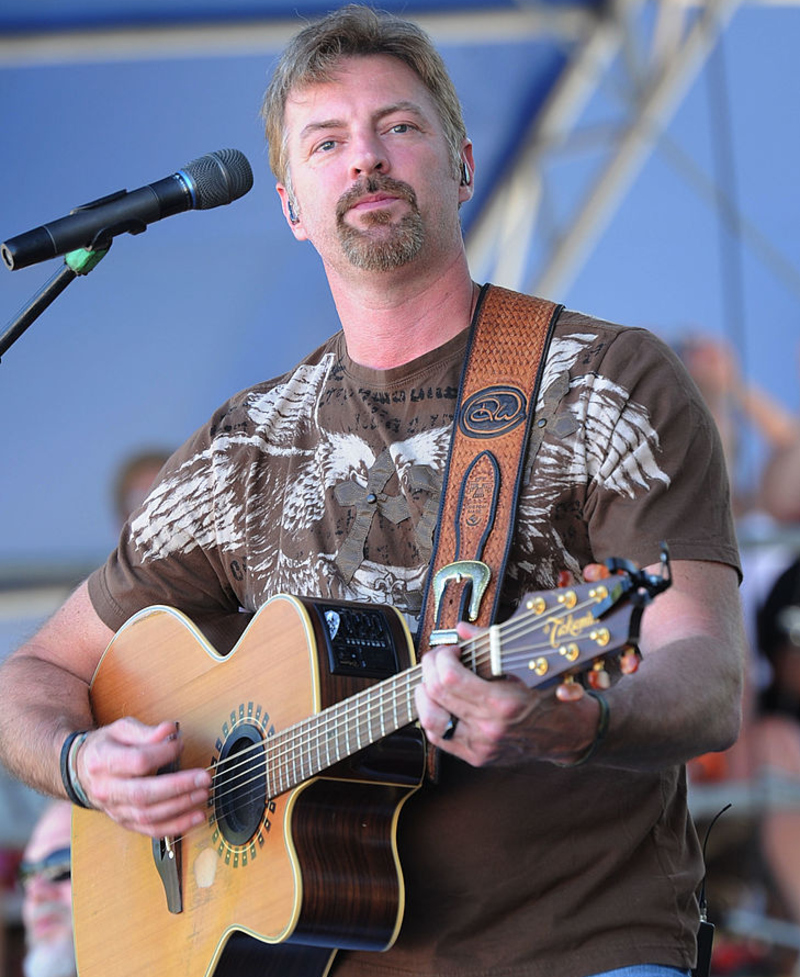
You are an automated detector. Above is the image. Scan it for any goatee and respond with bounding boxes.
[336,176,424,271]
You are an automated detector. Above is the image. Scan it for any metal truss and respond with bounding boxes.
[465,0,745,297]
[0,0,779,303]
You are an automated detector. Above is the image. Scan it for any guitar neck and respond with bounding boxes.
[264,664,424,796]
[260,567,655,797]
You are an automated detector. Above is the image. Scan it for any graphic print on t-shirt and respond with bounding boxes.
[124,322,674,625]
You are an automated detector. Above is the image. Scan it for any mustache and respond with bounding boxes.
[336,175,418,220]
[27,901,72,927]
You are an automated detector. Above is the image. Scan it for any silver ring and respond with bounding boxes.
[442,715,459,740]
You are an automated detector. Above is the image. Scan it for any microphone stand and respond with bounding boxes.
[0,243,110,362]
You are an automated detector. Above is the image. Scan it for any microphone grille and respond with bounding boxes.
[184,149,254,209]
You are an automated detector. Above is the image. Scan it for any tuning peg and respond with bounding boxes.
[556,675,584,701]
[620,648,640,675]
[587,661,611,690]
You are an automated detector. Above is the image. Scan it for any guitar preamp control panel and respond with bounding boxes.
[312,602,401,679]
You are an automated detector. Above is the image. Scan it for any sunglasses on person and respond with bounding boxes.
[17,847,71,888]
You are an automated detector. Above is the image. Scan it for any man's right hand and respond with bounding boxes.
[76,717,211,838]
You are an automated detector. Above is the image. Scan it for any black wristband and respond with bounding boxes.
[59,730,92,809]
[555,690,610,768]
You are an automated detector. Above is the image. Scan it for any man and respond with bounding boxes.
[0,6,746,977]
[18,801,76,977]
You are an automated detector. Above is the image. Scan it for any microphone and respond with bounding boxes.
[1,148,254,271]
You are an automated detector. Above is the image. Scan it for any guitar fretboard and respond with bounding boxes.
[264,664,423,797]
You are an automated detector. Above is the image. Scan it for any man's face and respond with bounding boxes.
[277,54,472,278]
[20,803,76,977]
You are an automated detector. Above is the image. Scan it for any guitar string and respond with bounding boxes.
[205,592,597,799]
[205,592,624,809]
[206,592,619,810]
[209,668,423,807]
[206,591,619,807]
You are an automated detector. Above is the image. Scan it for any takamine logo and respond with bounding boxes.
[542,611,596,647]
[459,385,527,438]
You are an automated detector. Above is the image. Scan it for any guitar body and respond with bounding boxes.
[72,595,425,977]
[71,561,666,976]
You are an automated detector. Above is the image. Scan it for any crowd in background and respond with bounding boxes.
[678,334,800,975]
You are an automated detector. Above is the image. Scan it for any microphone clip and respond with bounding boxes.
[72,189,149,247]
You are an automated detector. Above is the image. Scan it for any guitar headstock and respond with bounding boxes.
[496,549,671,691]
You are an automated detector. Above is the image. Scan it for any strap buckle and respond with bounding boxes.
[429,560,491,646]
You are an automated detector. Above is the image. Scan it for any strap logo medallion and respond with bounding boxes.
[458,385,528,439]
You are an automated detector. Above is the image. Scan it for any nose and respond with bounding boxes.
[348,132,389,182]
[24,873,62,904]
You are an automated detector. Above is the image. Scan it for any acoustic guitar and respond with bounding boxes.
[71,557,669,977]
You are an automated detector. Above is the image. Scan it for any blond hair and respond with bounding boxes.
[261,5,467,185]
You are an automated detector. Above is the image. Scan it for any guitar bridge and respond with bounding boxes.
[152,752,182,914]
[152,835,182,914]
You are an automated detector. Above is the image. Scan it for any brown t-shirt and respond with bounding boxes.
[88,299,740,977]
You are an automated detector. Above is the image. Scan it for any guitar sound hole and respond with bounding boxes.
[215,723,266,847]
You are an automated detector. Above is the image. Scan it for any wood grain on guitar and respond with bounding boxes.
[71,553,670,977]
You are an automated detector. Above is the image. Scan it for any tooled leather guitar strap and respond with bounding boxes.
[417,283,562,779]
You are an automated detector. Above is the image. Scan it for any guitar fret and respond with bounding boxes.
[295,727,303,786]
[329,704,339,766]
[270,748,278,797]
[372,690,381,739]
[338,701,347,764]
[301,722,310,782]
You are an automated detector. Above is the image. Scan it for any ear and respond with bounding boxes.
[276,183,307,241]
[458,141,475,205]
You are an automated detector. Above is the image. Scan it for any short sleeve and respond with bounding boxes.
[580,325,741,577]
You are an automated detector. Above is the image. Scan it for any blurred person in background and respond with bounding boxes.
[18,801,75,977]
[752,556,800,928]
[676,334,798,521]
[756,343,800,525]
[759,427,800,525]
[112,448,172,527]
[678,332,799,758]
